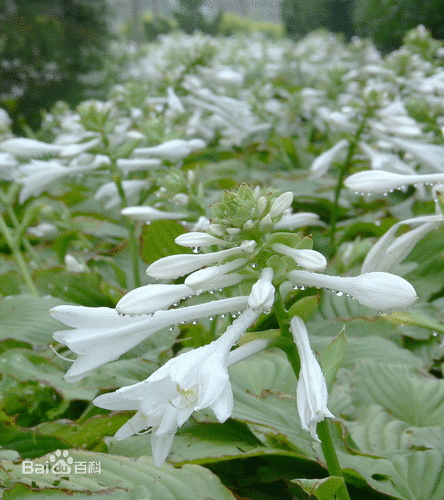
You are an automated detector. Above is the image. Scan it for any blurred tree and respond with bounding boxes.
[0,0,112,133]
[281,0,354,40]
[173,0,222,35]
[352,0,444,53]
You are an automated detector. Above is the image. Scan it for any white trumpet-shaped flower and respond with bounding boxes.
[184,258,247,291]
[134,138,206,162]
[121,206,188,222]
[345,170,444,194]
[116,283,195,315]
[274,212,324,230]
[290,316,334,441]
[361,215,443,273]
[289,270,417,311]
[51,296,249,381]
[116,158,162,172]
[175,232,233,248]
[248,267,275,313]
[0,138,62,159]
[272,243,327,271]
[95,180,149,209]
[146,243,255,280]
[93,307,260,466]
[310,139,349,178]
[269,192,294,218]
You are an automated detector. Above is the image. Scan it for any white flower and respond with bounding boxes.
[175,232,232,248]
[184,258,247,292]
[274,212,324,230]
[0,138,62,159]
[358,142,414,175]
[310,139,349,178]
[272,243,327,271]
[289,270,417,311]
[0,152,18,181]
[269,192,294,218]
[65,254,88,273]
[17,158,99,203]
[59,137,101,157]
[134,138,206,162]
[116,158,162,172]
[146,245,251,280]
[344,170,444,194]
[385,137,444,173]
[361,215,443,273]
[290,316,334,441]
[116,283,195,315]
[95,180,149,209]
[51,296,249,381]
[93,307,260,466]
[121,206,187,222]
[248,267,275,313]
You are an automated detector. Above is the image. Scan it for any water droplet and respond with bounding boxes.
[169,327,175,331]
[192,246,201,254]
[335,291,344,297]
[220,314,226,318]
[432,331,438,337]
[251,263,258,269]
[299,286,306,291]
[192,320,198,325]
[208,316,214,321]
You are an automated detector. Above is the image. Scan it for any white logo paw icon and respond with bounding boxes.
[49,449,73,475]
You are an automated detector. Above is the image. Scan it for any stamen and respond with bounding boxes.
[50,344,75,363]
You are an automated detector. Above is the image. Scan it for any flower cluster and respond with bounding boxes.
[51,186,417,465]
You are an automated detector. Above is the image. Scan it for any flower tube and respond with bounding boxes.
[289,270,417,311]
[290,316,334,441]
[51,296,249,381]
[345,170,444,194]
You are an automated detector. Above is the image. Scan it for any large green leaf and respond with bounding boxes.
[0,451,236,499]
[0,295,65,346]
[353,360,444,426]
[228,350,315,456]
[139,220,190,265]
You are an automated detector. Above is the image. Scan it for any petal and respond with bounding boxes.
[116,284,195,315]
[272,244,327,271]
[151,431,176,466]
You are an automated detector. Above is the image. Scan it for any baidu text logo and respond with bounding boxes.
[22,449,101,475]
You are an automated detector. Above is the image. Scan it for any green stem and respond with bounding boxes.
[274,293,351,500]
[317,420,351,500]
[112,174,141,288]
[0,215,38,296]
[328,116,369,256]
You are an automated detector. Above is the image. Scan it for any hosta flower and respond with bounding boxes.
[0,138,62,159]
[310,139,349,178]
[385,136,444,173]
[93,307,261,466]
[134,138,206,162]
[290,316,334,441]
[289,270,417,311]
[121,206,188,222]
[345,170,444,195]
[146,242,256,280]
[95,180,149,209]
[272,243,327,271]
[51,296,249,381]
[116,158,162,172]
[358,142,414,175]
[361,215,443,273]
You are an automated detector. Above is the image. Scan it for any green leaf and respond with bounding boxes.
[0,451,236,499]
[290,476,346,500]
[228,350,315,456]
[320,328,347,391]
[108,420,265,465]
[0,295,65,346]
[139,220,190,265]
[353,360,444,426]
[33,269,117,307]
